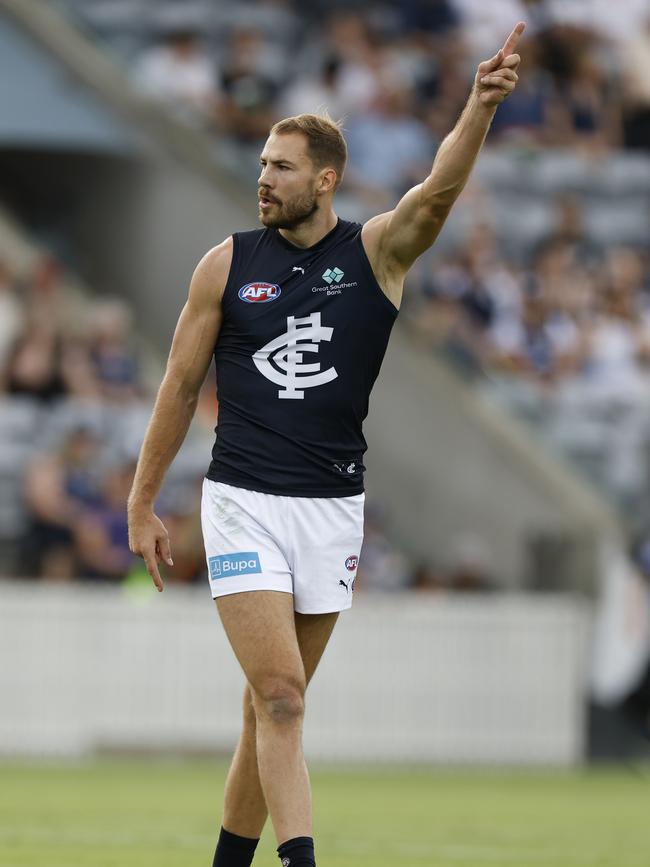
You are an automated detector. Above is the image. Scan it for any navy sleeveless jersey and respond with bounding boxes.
[206,219,398,496]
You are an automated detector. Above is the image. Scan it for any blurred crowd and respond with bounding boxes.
[0,256,209,587]
[405,192,650,525]
[62,0,650,189]
[5,0,650,591]
[410,195,650,387]
[0,256,435,592]
[0,254,495,592]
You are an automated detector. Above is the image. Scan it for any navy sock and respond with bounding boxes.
[213,826,259,867]
[277,836,316,867]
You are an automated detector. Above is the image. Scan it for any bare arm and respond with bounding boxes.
[362,22,525,307]
[127,237,232,590]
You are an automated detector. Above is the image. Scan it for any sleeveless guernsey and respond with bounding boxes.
[206,218,398,497]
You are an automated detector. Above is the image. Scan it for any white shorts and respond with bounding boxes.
[200,479,364,614]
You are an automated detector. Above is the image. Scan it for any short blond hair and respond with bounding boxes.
[270,113,347,189]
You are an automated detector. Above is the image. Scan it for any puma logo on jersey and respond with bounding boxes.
[252,312,338,399]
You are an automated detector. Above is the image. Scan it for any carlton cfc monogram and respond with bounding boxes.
[252,312,338,400]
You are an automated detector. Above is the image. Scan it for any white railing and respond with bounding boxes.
[0,583,590,765]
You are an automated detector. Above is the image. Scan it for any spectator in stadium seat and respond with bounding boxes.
[87,297,141,403]
[410,560,446,592]
[158,479,206,585]
[279,56,350,125]
[453,0,533,65]
[415,231,508,372]
[28,253,65,309]
[75,460,136,582]
[0,261,23,373]
[487,238,592,382]
[218,28,281,145]
[134,28,220,125]
[391,0,465,116]
[489,42,557,144]
[489,291,584,383]
[2,252,97,403]
[619,14,650,150]
[533,195,600,267]
[291,12,384,118]
[5,317,67,403]
[446,531,496,592]
[23,423,104,579]
[555,48,622,153]
[60,335,104,401]
[397,0,462,39]
[345,83,436,210]
[580,250,650,396]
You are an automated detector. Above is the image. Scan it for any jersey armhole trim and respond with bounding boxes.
[221,233,242,314]
[356,232,399,318]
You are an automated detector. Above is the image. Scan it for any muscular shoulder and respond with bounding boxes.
[189,237,234,307]
[361,213,390,260]
[361,213,404,309]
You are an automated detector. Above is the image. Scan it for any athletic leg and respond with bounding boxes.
[220,686,267,839]
[217,592,338,844]
[222,609,339,837]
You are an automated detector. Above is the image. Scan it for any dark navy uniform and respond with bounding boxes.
[206,219,398,497]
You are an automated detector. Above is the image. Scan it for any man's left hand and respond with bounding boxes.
[475,21,525,108]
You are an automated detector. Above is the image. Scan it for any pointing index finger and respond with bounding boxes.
[143,551,164,592]
[501,21,525,57]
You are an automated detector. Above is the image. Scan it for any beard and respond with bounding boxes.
[259,188,319,230]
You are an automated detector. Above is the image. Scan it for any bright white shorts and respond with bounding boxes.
[201,479,364,614]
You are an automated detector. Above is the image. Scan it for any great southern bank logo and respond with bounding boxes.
[239,281,281,303]
[322,267,344,284]
[208,552,261,580]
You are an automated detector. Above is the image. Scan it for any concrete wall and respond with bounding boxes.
[0,583,590,765]
[72,154,254,346]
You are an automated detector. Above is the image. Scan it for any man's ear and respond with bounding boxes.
[318,168,338,194]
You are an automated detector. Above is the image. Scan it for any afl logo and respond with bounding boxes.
[239,282,281,303]
[345,555,358,572]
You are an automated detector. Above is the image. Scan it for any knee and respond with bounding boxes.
[253,676,305,725]
[242,686,257,730]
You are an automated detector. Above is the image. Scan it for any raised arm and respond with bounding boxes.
[362,22,525,307]
[127,238,232,590]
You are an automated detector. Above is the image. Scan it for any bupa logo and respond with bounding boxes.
[345,555,359,572]
[208,552,261,580]
[239,282,281,303]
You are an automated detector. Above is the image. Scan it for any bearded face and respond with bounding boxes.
[257,132,332,231]
[258,183,320,230]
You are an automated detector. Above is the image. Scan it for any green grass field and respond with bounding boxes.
[1,760,649,866]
